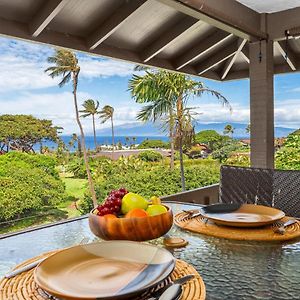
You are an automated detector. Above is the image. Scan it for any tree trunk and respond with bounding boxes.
[179,135,186,191]
[177,95,186,191]
[169,108,175,170]
[72,72,97,208]
[111,116,115,160]
[92,114,97,150]
[77,137,82,157]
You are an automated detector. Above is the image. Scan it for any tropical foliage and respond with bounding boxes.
[276,131,300,170]
[194,130,230,151]
[223,124,234,136]
[0,115,59,153]
[0,153,65,221]
[129,69,230,190]
[80,157,220,212]
[211,140,241,162]
[138,150,163,162]
[137,139,169,149]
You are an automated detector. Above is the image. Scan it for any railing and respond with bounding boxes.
[161,184,219,205]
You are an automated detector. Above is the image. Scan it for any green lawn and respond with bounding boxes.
[58,177,88,218]
[62,177,87,200]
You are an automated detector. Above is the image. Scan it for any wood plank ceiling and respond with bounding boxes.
[0,0,300,81]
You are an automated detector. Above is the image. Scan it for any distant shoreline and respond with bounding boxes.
[36,135,169,151]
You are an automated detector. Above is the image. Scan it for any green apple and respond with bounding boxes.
[146,204,167,216]
[121,192,149,214]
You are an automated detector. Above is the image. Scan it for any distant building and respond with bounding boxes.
[240,139,250,146]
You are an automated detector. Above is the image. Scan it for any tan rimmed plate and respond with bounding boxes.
[200,204,285,227]
[34,241,175,300]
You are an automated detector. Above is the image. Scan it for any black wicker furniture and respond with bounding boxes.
[219,165,300,218]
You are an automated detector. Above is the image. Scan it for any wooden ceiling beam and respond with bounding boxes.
[195,42,238,75]
[225,63,300,81]
[268,7,300,41]
[175,30,233,70]
[30,0,70,37]
[221,39,247,80]
[158,0,266,41]
[88,0,147,50]
[274,41,297,71]
[142,17,199,62]
[241,47,250,63]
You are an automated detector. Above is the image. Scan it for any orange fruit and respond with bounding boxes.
[125,208,148,218]
[103,214,117,220]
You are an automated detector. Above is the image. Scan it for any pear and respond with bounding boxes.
[121,192,149,214]
[146,204,167,216]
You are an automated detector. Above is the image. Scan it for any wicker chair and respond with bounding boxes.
[219,165,300,218]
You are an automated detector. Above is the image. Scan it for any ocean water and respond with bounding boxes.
[38,135,169,151]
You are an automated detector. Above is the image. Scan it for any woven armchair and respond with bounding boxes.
[219,165,300,218]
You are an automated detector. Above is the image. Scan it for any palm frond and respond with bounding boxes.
[195,88,232,112]
[133,65,150,71]
[59,72,71,87]
[80,99,100,116]
[99,105,114,124]
[45,49,79,88]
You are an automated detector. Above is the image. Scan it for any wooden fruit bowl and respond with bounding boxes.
[89,205,173,241]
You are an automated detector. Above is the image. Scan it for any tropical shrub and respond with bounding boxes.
[2,152,59,178]
[0,153,65,221]
[138,150,162,162]
[212,143,241,162]
[137,139,169,149]
[67,157,87,178]
[225,153,250,167]
[80,161,220,212]
[174,151,188,161]
[275,131,300,170]
[194,130,230,151]
[187,146,203,158]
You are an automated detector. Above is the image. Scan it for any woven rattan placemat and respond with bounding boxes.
[175,212,300,242]
[0,250,205,300]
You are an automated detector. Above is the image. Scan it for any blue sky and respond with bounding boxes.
[0,36,299,134]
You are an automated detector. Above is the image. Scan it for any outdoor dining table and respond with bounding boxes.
[1,201,300,300]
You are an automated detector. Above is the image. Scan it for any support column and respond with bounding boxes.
[249,39,274,169]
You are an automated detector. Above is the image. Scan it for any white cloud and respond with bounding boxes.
[193,102,248,123]
[192,99,300,129]
[290,87,300,92]
[0,91,140,134]
[0,36,136,92]
[79,57,135,78]
[0,54,58,91]
[274,99,300,128]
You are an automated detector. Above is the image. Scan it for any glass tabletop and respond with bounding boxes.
[1,202,300,300]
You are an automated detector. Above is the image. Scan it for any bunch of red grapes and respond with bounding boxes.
[96,188,128,216]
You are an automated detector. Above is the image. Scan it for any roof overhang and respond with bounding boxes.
[0,0,300,81]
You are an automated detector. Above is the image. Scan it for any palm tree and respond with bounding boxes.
[224,124,234,137]
[129,70,176,170]
[45,49,97,207]
[246,123,251,134]
[80,99,100,149]
[129,69,230,191]
[99,105,115,157]
[132,136,137,146]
